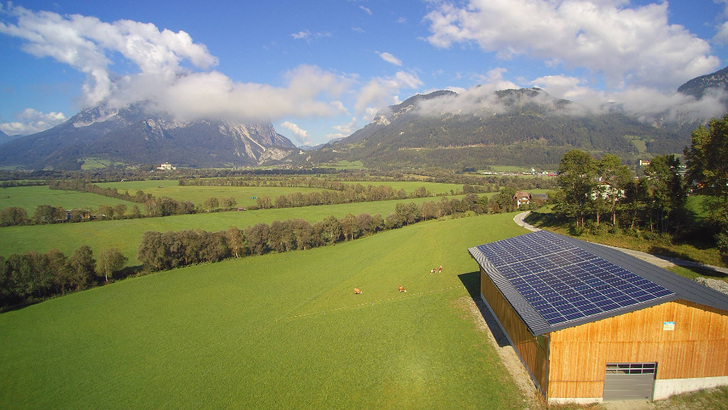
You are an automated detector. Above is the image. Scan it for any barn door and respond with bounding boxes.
[603,363,656,401]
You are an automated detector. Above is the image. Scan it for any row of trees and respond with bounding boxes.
[553,114,728,261]
[137,192,536,272]
[0,246,127,309]
[554,150,688,234]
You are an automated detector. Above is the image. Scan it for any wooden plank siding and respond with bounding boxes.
[547,300,728,399]
[480,269,548,394]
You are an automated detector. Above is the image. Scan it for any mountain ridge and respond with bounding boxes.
[0,103,297,169]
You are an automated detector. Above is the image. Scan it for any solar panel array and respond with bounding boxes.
[476,232,674,325]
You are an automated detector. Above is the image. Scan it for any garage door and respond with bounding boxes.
[603,363,657,401]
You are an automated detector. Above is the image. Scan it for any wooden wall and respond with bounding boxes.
[548,300,728,399]
[480,269,548,394]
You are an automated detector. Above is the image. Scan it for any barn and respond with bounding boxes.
[468,230,728,404]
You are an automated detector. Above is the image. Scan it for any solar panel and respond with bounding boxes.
[476,231,675,326]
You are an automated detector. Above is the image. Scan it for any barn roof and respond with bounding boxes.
[468,230,728,336]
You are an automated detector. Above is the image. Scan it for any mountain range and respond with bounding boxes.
[291,87,703,170]
[1,67,727,170]
[0,103,295,170]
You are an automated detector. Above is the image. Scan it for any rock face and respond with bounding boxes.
[677,65,728,99]
[0,102,297,169]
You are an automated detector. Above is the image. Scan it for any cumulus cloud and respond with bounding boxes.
[355,71,423,114]
[0,5,349,123]
[0,4,216,107]
[280,121,310,145]
[377,51,402,66]
[0,108,67,135]
[325,117,360,140]
[425,0,720,91]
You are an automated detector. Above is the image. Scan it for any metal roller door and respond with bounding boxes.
[603,363,657,401]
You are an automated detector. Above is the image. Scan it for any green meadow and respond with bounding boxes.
[96,179,466,206]
[0,195,465,265]
[0,212,528,408]
[0,185,138,214]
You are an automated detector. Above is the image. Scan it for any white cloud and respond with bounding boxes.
[377,51,402,66]
[0,108,67,135]
[0,5,350,123]
[325,117,360,140]
[153,65,351,121]
[360,5,372,15]
[0,4,217,108]
[280,121,310,144]
[425,0,720,91]
[714,0,728,44]
[291,30,332,41]
[354,71,423,114]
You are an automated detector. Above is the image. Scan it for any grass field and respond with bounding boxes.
[0,185,139,214]
[96,179,467,205]
[0,195,466,265]
[0,212,528,408]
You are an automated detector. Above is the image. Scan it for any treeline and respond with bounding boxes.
[551,113,728,264]
[138,192,541,272]
[49,180,153,203]
[552,150,688,235]
[178,171,557,192]
[0,246,126,309]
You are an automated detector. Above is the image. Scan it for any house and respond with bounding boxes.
[157,162,176,171]
[468,230,728,404]
[513,191,531,208]
[640,159,651,167]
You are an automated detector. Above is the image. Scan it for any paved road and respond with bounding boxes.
[514,211,728,275]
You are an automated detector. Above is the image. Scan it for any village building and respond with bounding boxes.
[468,230,728,404]
[513,191,531,208]
[157,162,176,171]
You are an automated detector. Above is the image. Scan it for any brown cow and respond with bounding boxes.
[398,285,406,293]
[354,288,362,294]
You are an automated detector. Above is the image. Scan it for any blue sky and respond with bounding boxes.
[1,0,728,146]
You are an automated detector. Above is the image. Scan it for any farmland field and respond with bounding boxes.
[0,212,528,408]
[0,195,467,265]
[95,179,467,206]
[0,185,138,214]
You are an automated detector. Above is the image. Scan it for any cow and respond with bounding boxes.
[354,288,363,294]
[398,285,406,293]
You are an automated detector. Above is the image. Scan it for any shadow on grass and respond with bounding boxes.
[458,271,511,348]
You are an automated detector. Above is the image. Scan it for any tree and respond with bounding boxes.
[245,223,270,255]
[684,115,728,261]
[320,215,342,244]
[138,231,165,271]
[556,150,597,227]
[113,204,127,219]
[339,213,361,241]
[220,197,237,210]
[643,155,686,233]
[226,227,245,258]
[597,154,633,227]
[0,206,29,226]
[96,248,127,283]
[67,245,96,290]
[204,197,220,211]
[33,204,65,224]
[97,204,114,219]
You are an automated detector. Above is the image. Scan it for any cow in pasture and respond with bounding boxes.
[354,288,362,294]
[398,285,406,293]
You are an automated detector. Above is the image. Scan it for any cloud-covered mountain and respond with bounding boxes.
[678,66,728,100]
[0,103,296,170]
[295,86,716,170]
[0,128,13,145]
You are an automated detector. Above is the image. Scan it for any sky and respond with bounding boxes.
[1,0,728,147]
